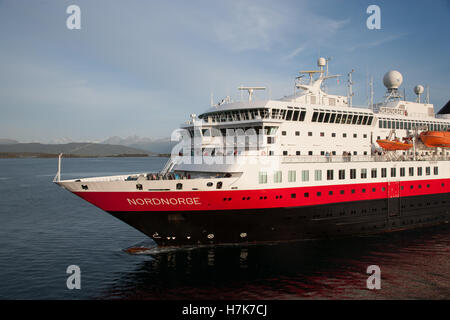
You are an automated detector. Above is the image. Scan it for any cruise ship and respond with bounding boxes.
[55,58,450,247]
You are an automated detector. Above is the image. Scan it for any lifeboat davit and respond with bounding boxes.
[420,131,450,148]
[376,139,413,151]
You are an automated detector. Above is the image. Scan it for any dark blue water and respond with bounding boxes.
[0,158,448,299]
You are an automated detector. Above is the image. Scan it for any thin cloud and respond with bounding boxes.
[348,33,409,52]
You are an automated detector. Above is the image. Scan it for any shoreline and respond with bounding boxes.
[0,153,169,159]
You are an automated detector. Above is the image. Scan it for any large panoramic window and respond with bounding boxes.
[288,170,296,182]
[274,171,282,183]
[315,170,322,181]
[361,169,367,179]
[302,170,309,182]
[259,172,267,184]
[327,169,334,180]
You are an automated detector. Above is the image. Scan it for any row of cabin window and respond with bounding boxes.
[283,151,368,156]
[258,166,439,183]
[378,119,449,131]
[199,108,307,123]
[282,131,368,138]
[311,111,374,125]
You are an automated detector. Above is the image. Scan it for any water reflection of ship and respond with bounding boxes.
[101,225,449,299]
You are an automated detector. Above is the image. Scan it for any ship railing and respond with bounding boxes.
[281,154,450,163]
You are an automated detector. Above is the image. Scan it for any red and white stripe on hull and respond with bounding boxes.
[73,178,450,213]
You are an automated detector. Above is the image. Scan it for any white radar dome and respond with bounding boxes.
[414,85,424,95]
[317,57,326,67]
[383,70,403,89]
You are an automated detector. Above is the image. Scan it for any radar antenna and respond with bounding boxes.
[238,86,266,102]
[383,70,404,102]
[414,85,424,103]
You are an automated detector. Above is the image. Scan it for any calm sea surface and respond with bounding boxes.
[0,157,448,299]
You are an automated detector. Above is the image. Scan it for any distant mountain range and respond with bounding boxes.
[0,135,175,157]
[0,142,154,158]
[0,139,19,145]
[101,135,176,154]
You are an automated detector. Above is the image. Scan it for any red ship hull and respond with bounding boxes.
[74,179,450,246]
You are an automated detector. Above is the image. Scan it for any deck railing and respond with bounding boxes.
[281,154,450,163]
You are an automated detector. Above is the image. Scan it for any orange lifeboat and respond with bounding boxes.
[376,138,413,151]
[420,131,450,148]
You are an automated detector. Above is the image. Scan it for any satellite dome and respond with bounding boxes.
[414,85,424,95]
[383,70,403,89]
[317,57,326,67]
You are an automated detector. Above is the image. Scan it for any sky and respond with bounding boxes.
[0,0,449,143]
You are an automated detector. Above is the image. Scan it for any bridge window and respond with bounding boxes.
[317,112,325,122]
[330,113,337,123]
[299,111,306,121]
[286,110,293,121]
[292,110,300,121]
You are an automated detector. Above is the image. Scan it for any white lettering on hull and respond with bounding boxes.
[127,197,201,206]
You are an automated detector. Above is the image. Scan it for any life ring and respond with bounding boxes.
[261,151,266,156]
